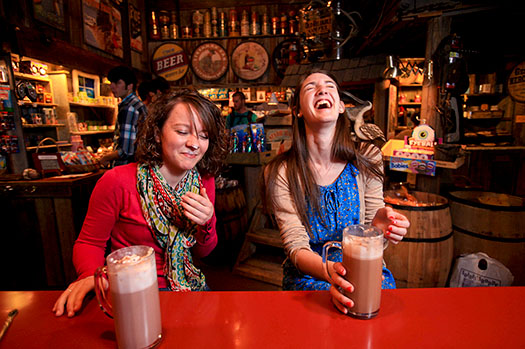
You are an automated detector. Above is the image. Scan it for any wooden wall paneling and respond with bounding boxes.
[421,16,451,139]
[0,196,48,290]
[53,197,77,284]
[35,198,65,287]
[149,36,289,87]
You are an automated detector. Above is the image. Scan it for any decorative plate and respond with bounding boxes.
[15,81,27,100]
[25,82,38,102]
[231,41,269,81]
[191,42,228,81]
[272,38,301,78]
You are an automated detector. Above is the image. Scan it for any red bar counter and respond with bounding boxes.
[1,287,523,348]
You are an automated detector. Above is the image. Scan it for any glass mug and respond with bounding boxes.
[95,245,162,349]
[322,224,384,319]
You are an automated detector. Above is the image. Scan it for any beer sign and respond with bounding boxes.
[152,43,189,81]
[508,61,525,102]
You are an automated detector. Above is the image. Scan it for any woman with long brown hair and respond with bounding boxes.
[264,70,410,314]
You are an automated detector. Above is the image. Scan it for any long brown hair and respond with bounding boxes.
[135,88,229,177]
[262,70,383,235]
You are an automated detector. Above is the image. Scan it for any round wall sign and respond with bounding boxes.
[231,41,269,81]
[272,39,300,78]
[507,61,525,102]
[151,43,189,82]
[191,42,228,81]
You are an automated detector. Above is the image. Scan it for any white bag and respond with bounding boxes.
[449,252,514,287]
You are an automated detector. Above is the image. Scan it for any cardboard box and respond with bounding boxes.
[226,151,276,165]
[266,128,292,142]
[265,114,292,126]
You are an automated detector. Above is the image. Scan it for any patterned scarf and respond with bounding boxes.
[137,163,206,291]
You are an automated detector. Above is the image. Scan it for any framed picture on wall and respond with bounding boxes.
[129,4,143,53]
[82,0,123,58]
[72,70,100,100]
[33,0,66,31]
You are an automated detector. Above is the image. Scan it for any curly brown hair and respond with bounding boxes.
[135,88,229,177]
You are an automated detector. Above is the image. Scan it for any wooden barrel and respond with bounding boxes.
[215,186,248,242]
[448,190,525,286]
[383,191,453,288]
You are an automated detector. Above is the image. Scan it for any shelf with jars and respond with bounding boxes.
[393,58,424,133]
[460,72,511,143]
[10,56,68,154]
[148,6,300,41]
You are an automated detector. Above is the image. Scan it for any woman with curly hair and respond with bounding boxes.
[53,88,229,317]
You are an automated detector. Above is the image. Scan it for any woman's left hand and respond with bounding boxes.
[372,206,410,244]
[182,187,214,226]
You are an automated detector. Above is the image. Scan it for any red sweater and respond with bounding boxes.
[73,163,217,289]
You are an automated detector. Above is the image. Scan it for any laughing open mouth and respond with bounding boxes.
[315,100,332,109]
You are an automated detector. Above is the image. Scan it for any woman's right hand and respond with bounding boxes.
[327,262,354,314]
[52,276,95,317]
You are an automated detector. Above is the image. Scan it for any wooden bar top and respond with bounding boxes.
[1,287,523,348]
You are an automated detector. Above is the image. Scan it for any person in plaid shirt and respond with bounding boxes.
[100,65,147,167]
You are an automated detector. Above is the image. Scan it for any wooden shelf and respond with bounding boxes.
[23,124,65,128]
[399,83,422,87]
[152,33,295,42]
[18,101,57,107]
[399,102,421,106]
[14,72,50,82]
[69,102,116,109]
[70,130,114,135]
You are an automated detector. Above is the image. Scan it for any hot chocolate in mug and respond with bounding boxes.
[322,224,385,319]
[95,245,162,349]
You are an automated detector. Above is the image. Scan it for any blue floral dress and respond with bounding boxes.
[282,163,396,290]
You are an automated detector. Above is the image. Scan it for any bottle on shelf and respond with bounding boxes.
[250,11,260,36]
[211,7,218,37]
[149,11,161,40]
[288,11,297,35]
[240,10,249,37]
[170,10,178,39]
[219,11,227,37]
[192,10,204,38]
[271,17,279,35]
[280,13,288,35]
[261,13,270,35]
[229,9,239,36]
[159,10,170,40]
[203,10,212,38]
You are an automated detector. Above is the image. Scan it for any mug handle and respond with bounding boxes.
[94,266,113,318]
[321,241,342,283]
